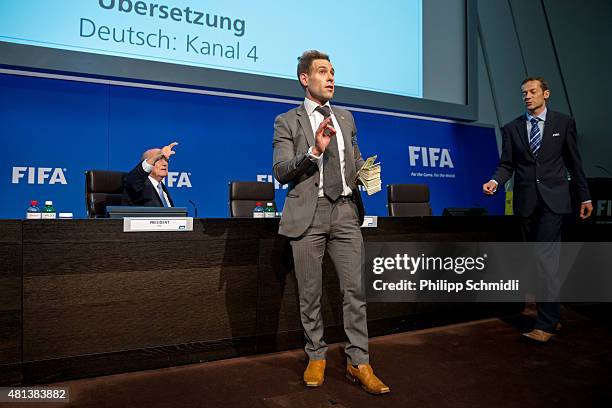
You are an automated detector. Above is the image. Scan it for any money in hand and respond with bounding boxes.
[356,155,382,195]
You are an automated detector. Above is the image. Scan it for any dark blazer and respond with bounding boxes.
[121,162,174,207]
[492,110,590,216]
[273,104,365,238]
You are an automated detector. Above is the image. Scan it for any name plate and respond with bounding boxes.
[123,217,193,232]
[361,215,378,228]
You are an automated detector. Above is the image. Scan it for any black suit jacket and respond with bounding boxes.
[492,110,590,216]
[121,162,174,207]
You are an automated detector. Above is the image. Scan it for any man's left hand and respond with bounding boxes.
[580,201,593,219]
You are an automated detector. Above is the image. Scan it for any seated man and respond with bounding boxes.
[122,142,178,207]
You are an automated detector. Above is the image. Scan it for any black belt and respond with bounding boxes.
[319,195,353,203]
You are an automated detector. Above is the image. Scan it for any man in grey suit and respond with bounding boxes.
[273,50,389,395]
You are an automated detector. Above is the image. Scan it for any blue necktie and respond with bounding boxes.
[157,182,170,207]
[529,117,542,156]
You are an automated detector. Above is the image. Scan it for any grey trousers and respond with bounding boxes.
[290,196,369,365]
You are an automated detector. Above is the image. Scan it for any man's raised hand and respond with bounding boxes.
[161,142,179,161]
[312,118,335,157]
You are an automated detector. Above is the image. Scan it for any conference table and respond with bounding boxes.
[0,216,603,385]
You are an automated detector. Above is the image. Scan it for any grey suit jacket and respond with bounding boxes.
[273,103,365,238]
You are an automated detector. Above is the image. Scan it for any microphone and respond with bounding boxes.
[595,165,612,177]
[188,200,198,218]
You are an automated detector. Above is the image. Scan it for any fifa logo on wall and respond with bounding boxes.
[408,146,454,169]
[12,166,68,185]
[164,172,192,188]
[257,174,288,189]
[596,200,612,218]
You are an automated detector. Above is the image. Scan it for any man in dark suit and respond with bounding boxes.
[273,50,389,394]
[483,77,592,342]
[122,142,178,207]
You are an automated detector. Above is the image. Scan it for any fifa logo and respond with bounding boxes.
[408,146,454,168]
[257,175,288,189]
[12,167,68,185]
[596,200,611,217]
[165,172,192,188]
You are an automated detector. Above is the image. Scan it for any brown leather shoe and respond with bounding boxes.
[303,359,326,387]
[346,364,390,395]
[521,301,538,317]
[522,329,555,343]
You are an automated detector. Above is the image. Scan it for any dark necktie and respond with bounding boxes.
[315,105,343,201]
[529,117,542,156]
[157,182,170,207]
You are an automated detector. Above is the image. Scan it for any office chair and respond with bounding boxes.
[387,183,432,216]
[228,181,275,217]
[85,170,126,218]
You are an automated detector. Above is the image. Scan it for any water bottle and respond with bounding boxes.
[253,202,265,218]
[26,200,42,219]
[41,200,56,219]
[264,202,276,218]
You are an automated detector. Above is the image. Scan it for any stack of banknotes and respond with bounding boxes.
[356,155,381,195]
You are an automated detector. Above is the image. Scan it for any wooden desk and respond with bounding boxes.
[0,216,532,385]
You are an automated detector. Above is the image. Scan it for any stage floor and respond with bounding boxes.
[28,305,612,408]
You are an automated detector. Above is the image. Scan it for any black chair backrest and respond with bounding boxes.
[229,181,275,217]
[85,170,126,218]
[387,184,432,216]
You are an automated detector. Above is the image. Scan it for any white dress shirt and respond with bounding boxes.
[303,98,352,198]
[141,160,172,206]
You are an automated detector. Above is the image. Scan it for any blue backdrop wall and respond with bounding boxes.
[1,72,504,218]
